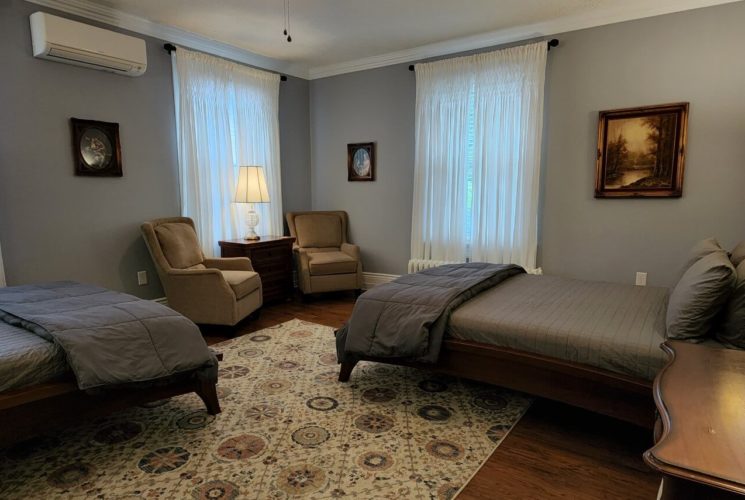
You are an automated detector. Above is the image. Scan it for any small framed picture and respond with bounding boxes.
[347,142,375,182]
[71,118,123,177]
[595,102,688,198]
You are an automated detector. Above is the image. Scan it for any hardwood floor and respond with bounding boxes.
[203,293,661,499]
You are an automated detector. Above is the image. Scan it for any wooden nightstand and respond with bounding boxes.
[218,236,295,304]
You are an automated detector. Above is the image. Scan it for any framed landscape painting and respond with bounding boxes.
[595,102,688,198]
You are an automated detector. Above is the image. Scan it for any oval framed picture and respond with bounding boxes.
[71,118,123,177]
[347,142,375,182]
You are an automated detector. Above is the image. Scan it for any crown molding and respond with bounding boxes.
[24,0,309,79]
[308,0,741,79]
[24,0,741,81]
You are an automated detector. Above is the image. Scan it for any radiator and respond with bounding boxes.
[407,259,461,274]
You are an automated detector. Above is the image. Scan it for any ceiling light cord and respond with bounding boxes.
[283,0,292,42]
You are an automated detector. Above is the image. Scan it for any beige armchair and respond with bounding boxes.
[286,211,363,295]
[141,217,262,326]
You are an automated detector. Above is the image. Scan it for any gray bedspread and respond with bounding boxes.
[336,263,524,363]
[448,274,669,380]
[0,322,67,392]
[0,282,217,390]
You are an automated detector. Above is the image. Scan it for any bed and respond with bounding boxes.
[0,281,220,447]
[336,255,741,429]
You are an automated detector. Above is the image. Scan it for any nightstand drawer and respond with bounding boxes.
[218,236,295,303]
[251,246,290,262]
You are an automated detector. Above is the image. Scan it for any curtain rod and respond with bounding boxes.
[407,38,559,72]
[163,43,288,81]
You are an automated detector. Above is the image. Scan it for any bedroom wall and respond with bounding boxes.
[0,0,311,298]
[310,64,416,275]
[309,1,745,286]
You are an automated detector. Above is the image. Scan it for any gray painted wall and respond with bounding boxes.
[310,64,415,275]
[280,76,311,216]
[0,0,311,298]
[309,2,745,285]
[540,2,745,287]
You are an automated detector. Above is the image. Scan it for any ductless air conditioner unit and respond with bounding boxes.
[30,12,147,77]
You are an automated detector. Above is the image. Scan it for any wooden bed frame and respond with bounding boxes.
[0,354,222,448]
[339,339,655,429]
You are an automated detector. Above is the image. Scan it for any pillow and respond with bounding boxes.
[674,237,722,285]
[666,250,737,341]
[731,240,745,267]
[154,222,204,269]
[717,260,745,348]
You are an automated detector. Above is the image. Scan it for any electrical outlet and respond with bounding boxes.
[137,270,148,286]
[635,272,647,286]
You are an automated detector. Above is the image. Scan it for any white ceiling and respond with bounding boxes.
[29,0,742,78]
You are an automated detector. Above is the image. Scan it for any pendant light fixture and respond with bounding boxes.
[283,0,292,42]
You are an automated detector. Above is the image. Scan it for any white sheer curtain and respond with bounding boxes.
[411,42,547,270]
[172,47,282,257]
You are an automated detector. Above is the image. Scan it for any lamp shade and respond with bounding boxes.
[234,166,270,203]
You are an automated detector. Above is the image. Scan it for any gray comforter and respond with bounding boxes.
[0,282,217,390]
[336,263,524,363]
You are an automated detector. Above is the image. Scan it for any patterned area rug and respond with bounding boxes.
[0,319,530,499]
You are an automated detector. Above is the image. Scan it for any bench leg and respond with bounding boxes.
[196,380,221,415]
[339,361,358,382]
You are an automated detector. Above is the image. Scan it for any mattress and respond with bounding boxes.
[447,274,670,381]
[0,321,68,392]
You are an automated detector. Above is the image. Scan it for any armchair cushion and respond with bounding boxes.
[295,214,343,248]
[154,222,204,269]
[309,251,357,276]
[220,270,261,299]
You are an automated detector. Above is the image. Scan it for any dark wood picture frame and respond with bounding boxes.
[595,102,688,198]
[347,142,375,181]
[71,118,123,177]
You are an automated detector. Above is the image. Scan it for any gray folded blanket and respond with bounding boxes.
[336,262,524,363]
[0,281,217,390]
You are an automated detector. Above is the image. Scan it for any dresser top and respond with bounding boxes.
[218,236,295,247]
[644,340,745,494]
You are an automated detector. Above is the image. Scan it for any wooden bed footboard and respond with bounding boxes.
[0,355,223,448]
[339,339,655,429]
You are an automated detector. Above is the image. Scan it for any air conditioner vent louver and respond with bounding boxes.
[30,12,147,77]
[47,46,136,72]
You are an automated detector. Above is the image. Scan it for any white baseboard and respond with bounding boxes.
[362,272,399,290]
[153,297,168,306]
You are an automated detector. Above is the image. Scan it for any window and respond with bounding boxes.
[171,47,282,256]
[411,42,547,271]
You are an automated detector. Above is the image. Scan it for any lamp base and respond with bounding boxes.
[244,207,260,241]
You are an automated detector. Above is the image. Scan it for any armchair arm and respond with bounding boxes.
[341,243,363,287]
[294,247,313,293]
[340,243,360,259]
[203,257,254,272]
[165,268,236,316]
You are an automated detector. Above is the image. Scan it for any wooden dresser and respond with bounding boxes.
[644,341,745,499]
[218,236,295,304]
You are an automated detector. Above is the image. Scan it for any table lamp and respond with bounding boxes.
[234,165,270,240]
